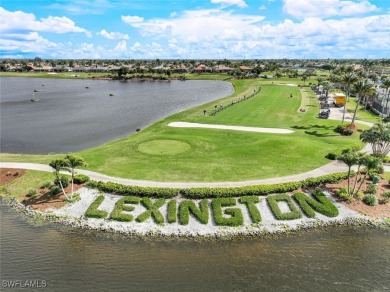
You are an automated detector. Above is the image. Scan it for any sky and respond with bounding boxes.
[1,0,389,59]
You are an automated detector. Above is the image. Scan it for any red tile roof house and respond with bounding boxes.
[194,64,212,73]
[239,66,252,71]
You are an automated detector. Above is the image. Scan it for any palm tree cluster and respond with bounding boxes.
[49,155,87,202]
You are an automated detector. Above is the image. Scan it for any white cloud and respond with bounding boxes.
[121,15,145,24]
[0,32,59,54]
[283,0,379,19]
[49,0,114,15]
[114,40,127,51]
[98,29,129,40]
[210,0,248,8]
[0,8,91,37]
[259,5,267,10]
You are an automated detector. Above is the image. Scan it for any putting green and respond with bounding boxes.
[138,140,191,155]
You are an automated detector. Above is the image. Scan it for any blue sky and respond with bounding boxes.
[1,0,389,59]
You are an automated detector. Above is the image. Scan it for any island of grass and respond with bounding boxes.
[1,74,366,182]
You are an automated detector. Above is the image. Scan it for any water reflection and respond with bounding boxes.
[1,202,389,291]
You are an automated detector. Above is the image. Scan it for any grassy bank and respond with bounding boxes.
[1,75,366,182]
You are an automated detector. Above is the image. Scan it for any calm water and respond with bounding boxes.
[0,77,233,154]
[1,202,389,291]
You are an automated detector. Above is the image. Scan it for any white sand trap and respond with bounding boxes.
[168,122,294,134]
[277,83,298,87]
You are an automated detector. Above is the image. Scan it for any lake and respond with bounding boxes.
[0,77,233,154]
[1,201,389,291]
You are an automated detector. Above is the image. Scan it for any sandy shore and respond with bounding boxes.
[6,187,385,238]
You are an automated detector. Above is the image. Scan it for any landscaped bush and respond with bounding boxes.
[136,198,165,224]
[325,152,337,160]
[110,196,140,222]
[334,125,344,134]
[382,191,390,198]
[363,194,378,206]
[266,194,302,220]
[26,188,38,198]
[50,186,61,196]
[41,181,52,189]
[55,175,69,188]
[167,200,177,223]
[182,172,351,199]
[335,187,353,202]
[238,196,261,223]
[87,172,351,200]
[85,195,108,219]
[211,198,244,227]
[73,174,90,184]
[293,190,339,218]
[365,183,376,194]
[87,181,179,198]
[178,199,209,225]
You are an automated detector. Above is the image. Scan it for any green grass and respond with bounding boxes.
[345,98,382,124]
[1,76,367,182]
[0,170,54,198]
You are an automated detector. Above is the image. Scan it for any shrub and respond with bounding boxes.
[365,183,376,194]
[167,200,177,223]
[41,181,52,189]
[325,152,337,160]
[238,196,261,223]
[73,174,90,184]
[55,175,69,188]
[334,125,344,133]
[50,186,61,196]
[136,198,165,224]
[85,195,108,219]
[293,190,339,218]
[382,191,390,198]
[363,194,378,206]
[87,172,351,200]
[335,187,353,202]
[266,194,302,220]
[343,129,353,136]
[211,198,244,227]
[110,196,140,222]
[87,181,179,198]
[382,156,390,163]
[179,199,209,225]
[26,188,38,198]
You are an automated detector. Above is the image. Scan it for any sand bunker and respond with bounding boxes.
[168,122,294,134]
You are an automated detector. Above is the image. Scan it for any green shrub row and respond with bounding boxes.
[182,172,351,199]
[85,195,108,219]
[178,199,209,225]
[74,174,90,184]
[293,190,339,218]
[110,196,140,222]
[266,194,303,220]
[211,198,244,227]
[167,200,177,223]
[87,181,180,198]
[87,172,351,200]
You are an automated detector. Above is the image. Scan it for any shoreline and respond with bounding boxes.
[3,188,389,240]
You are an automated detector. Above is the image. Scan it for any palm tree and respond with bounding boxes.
[340,73,358,124]
[300,73,308,86]
[64,154,87,201]
[351,80,372,126]
[49,159,70,201]
[354,155,382,197]
[338,151,358,195]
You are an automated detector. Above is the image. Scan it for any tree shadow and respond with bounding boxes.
[304,130,338,137]
[291,124,334,130]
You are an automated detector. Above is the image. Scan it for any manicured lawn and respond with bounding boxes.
[1,76,366,182]
[0,170,54,199]
[345,98,382,124]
